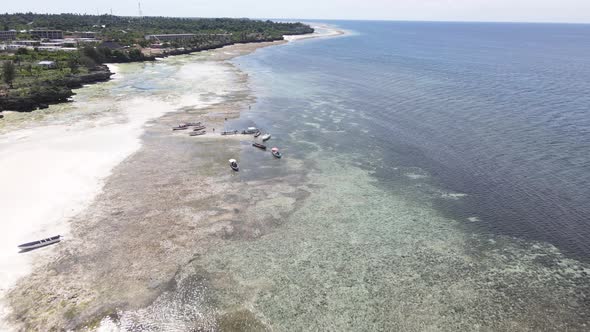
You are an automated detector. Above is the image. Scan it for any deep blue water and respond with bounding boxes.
[234,21,590,261]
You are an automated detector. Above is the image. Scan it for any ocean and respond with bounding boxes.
[199,21,590,330]
[237,21,590,260]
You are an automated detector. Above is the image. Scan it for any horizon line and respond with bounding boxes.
[2,12,589,25]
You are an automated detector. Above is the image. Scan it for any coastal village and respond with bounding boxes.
[0,14,313,114]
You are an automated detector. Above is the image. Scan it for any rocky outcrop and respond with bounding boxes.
[0,66,113,113]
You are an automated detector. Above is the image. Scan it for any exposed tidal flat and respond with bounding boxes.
[2,22,590,331]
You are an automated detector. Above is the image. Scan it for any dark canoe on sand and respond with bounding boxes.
[252,143,267,150]
[18,235,61,250]
[173,126,188,131]
[189,131,206,136]
[193,126,206,131]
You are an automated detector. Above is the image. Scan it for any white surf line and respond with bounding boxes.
[284,23,348,42]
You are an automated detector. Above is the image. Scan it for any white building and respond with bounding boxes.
[38,60,57,68]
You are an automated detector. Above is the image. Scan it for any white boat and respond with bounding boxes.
[18,235,61,250]
[261,134,271,141]
[243,127,258,134]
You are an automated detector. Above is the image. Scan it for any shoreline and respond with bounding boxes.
[0,24,344,331]
[0,25,345,131]
[0,32,315,115]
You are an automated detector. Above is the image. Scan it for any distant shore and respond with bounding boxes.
[0,32,317,114]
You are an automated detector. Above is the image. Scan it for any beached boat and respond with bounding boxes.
[18,235,61,250]
[189,131,206,136]
[252,142,267,150]
[185,122,201,126]
[254,131,261,138]
[173,126,188,131]
[271,147,282,158]
[192,126,206,131]
[221,130,239,135]
[229,159,239,171]
[261,134,271,141]
[243,127,258,134]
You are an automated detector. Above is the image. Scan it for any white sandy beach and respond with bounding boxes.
[0,94,177,328]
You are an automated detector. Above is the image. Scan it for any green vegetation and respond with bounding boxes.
[0,50,112,112]
[2,61,16,87]
[0,13,313,46]
[0,13,313,112]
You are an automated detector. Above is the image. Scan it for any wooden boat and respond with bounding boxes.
[229,159,239,171]
[189,131,206,136]
[221,130,239,135]
[192,126,206,131]
[271,147,282,158]
[185,122,201,126]
[254,131,261,138]
[252,143,267,150]
[18,235,61,250]
[173,126,188,131]
[242,127,258,134]
[261,134,271,141]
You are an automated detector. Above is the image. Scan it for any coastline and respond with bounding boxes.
[0,31,316,115]
[0,24,344,331]
[0,66,114,113]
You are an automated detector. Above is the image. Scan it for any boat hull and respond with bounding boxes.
[18,235,61,250]
[253,143,267,150]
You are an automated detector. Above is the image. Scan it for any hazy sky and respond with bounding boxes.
[3,0,590,23]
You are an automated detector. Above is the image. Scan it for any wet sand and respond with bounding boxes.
[1,28,339,331]
[7,95,310,330]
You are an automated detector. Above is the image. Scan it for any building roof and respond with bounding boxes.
[98,41,124,49]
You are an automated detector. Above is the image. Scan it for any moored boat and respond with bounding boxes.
[252,142,267,150]
[189,131,206,136]
[271,147,282,158]
[229,159,239,171]
[254,131,261,138]
[261,134,271,141]
[221,130,239,135]
[243,127,258,134]
[18,235,61,250]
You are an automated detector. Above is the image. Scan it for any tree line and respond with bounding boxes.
[0,13,314,46]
